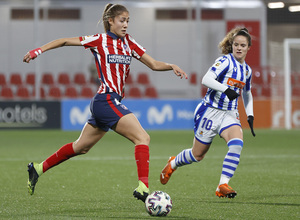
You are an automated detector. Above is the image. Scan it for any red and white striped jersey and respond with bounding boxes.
[80,31,146,97]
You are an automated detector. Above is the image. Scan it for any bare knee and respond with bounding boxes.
[137,132,150,146]
[72,141,94,155]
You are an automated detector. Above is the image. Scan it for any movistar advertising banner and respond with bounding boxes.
[61,99,199,131]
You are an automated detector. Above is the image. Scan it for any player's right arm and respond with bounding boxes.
[23,37,81,63]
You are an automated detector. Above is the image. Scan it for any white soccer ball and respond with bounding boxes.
[145,191,172,216]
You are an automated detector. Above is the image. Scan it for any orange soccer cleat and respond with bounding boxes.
[215,183,237,198]
[160,156,176,185]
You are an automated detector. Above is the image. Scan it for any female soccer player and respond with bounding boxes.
[160,27,255,198]
[23,3,187,202]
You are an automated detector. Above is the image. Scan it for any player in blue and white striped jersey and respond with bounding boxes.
[160,27,256,199]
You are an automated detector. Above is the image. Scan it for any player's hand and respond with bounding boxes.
[23,48,42,63]
[171,64,188,79]
[247,115,256,137]
[224,88,239,101]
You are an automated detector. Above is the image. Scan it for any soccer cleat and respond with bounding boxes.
[27,162,40,195]
[215,183,237,198]
[160,156,176,185]
[133,180,150,203]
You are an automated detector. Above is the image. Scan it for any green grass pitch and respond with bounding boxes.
[0,129,299,219]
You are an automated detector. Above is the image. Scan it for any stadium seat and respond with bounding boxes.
[137,73,150,85]
[74,72,87,85]
[80,87,94,98]
[126,74,134,85]
[1,87,14,99]
[145,86,158,98]
[128,87,142,98]
[42,73,55,85]
[58,72,71,85]
[189,72,197,85]
[0,73,7,86]
[16,86,30,99]
[48,86,62,99]
[10,73,22,86]
[65,86,78,98]
[32,87,46,99]
[26,73,35,86]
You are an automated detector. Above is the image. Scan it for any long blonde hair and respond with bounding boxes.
[101,4,129,32]
[218,27,252,54]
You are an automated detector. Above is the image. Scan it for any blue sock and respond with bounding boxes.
[220,138,243,184]
[172,149,198,169]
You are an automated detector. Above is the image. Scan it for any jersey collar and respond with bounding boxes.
[107,31,124,41]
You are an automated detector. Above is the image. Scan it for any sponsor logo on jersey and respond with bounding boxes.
[107,54,132,65]
[227,77,245,89]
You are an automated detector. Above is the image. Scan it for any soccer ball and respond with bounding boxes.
[145,191,172,216]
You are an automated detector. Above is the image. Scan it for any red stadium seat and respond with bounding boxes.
[0,73,7,86]
[137,73,150,85]
[42,73,55,85]
[26,73,35,85]
[32,87,46,99]
[80,87,94,98]
[145,86,158,98]
[1,87,14,99]
[58,72,71,85]
[74,72,87,85]
[48,86,62,99]
[126,74,134,85]
[10,73,23,86]
[190,72,197,85]
[16,86,30,99]
[128,87,142,98]
[65,86,78,98]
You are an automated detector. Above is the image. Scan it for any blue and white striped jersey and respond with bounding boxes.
[203,53,252,111]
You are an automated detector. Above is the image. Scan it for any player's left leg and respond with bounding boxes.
[216,125,243,198]
[27,123,106,195]
[113,113,150,202]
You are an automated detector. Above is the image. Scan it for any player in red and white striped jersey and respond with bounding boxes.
[23,3,187,203]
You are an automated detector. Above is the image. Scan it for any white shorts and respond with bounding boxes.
[194,101,241,144]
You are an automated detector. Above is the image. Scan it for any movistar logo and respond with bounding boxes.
[147,105,173,125]
[70,105,90,125]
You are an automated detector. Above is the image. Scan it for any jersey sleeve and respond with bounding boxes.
[244,65,252,92]
[79,34,101,49]
[209,56,230,77]
[126,34,146,60]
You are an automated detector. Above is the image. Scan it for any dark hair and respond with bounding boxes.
[218,27,252,54]
[101,4,129,32]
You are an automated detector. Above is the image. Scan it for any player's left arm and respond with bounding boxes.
[23,37,81,63]
[139,53,188,79]
[242,88,256,136]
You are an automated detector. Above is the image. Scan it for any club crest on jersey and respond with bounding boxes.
[107,54,132,65]
[123,44,130,52]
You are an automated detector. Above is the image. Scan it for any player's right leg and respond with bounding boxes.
[160,138,210,185]
[27,123,106,195]
[113,113,150,203]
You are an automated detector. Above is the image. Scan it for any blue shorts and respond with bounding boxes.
[88,92,132,131]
